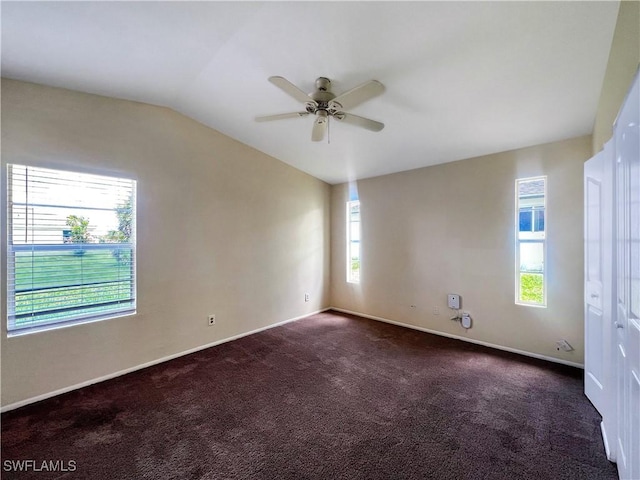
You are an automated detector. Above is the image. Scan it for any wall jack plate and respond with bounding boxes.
[556,339,573,352]
[447,294,460,310]
[208,315,216,326]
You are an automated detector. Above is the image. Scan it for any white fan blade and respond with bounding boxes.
[330,80,385,110]
[256,112,309,122]
[311,116,328,142]
[334,113,384,132]
[268,76,316,105]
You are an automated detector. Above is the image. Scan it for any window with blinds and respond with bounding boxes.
[7,164,136,334]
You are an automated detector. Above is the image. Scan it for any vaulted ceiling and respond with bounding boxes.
[1,1,619,184]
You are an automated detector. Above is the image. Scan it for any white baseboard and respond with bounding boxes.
[1,308,330,413]
[331,307,584,369]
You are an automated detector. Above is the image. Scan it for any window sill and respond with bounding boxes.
[7,311,136,338]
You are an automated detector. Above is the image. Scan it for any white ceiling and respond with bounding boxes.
[1,1,619,184]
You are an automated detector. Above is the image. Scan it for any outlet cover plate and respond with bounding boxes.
[447,294,460,309]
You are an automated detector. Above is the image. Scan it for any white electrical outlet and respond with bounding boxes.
[208,315,216,326]
[304,293,310,302]
[555,339,573,352]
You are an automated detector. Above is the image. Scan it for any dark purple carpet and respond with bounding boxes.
[1,310,617,479]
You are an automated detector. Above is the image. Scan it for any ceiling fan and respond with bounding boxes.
[256,76,385,142]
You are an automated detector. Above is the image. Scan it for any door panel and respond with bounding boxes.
[586,305,604,386]
[585,153,605,413]
[614,69,638,480]
[617,340,628,475]
[624,79,639,480]
[628,89,640,480]
[586,176,604,311]
[584,148,610,418]
[630,320,639,480]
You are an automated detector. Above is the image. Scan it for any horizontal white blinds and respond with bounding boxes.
[7,164,136,333]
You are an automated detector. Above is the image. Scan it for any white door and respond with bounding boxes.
[614,70,639,480]
[584,142,615,459]
[584,149,605,411]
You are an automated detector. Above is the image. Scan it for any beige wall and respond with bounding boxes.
[592,0,640,153]
[331,136,591,364]
[3,1,635,406]
[0,79,331,407]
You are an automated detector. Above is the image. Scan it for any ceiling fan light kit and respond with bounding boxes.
[256,76,385,142]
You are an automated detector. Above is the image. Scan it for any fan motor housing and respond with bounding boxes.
[310,77,336,103]
[315,77,331,91]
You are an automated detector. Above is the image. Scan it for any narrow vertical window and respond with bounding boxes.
[516,177,546,306]
[7,164,137,334]
[347,200,360,283]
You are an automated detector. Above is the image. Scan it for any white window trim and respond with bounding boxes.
[6,164,137,336]
[515,176,547,307]
[346,200,360,284]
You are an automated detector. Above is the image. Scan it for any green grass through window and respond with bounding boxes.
[520,272,544,304]
[13,249,133,327]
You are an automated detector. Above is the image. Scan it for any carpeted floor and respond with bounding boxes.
[1,310,617,480]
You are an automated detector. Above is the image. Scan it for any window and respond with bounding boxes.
[7,164,136,334]
[516,177,546,306]
[347,200,360,283]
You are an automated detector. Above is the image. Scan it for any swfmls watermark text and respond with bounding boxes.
[3,460,77,473]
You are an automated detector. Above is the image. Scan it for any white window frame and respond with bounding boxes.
[6,164,137,335]
[346,200,360,284]
[515,176,547,307]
